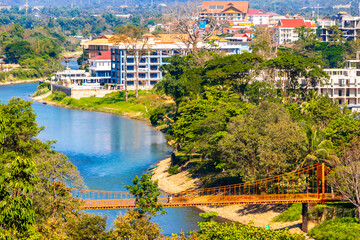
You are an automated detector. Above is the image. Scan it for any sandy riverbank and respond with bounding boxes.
[152,158,304,234]
[0,79,41,86]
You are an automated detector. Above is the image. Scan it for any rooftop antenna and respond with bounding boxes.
[317,3,319,19]
[25,0,29,15]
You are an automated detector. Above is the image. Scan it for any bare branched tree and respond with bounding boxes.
[110,26,150,99]
[166,2,229,54]
[250,26,277,60]
[328,141,360,223]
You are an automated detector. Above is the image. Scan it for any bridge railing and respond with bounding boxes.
[74,163,343,209]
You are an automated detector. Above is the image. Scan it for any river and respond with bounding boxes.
[0,83,202,235]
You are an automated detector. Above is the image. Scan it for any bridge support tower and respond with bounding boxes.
[301,203,309,232]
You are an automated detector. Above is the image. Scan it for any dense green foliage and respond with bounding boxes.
[154,52,344,186]
[0,6,165,37]
[196,221,305,240]
[272,204,302,222]
[309,217,360,240]
[0,99,108,239]
[126,172,166,217]
[0,24,71,82]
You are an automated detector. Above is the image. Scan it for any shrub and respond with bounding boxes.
[272,203,302,222]
[52,91,67,101]
[37,82,50,90]
[309,217,360,240]
[197,221,305,240]
[168,165,180,175]
[33,87,50,97]
[149,106,166,125]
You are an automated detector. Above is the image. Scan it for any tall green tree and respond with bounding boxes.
[219,102,306,181]
[4,41,35,63]
[111,210,162,240]
[126,171,165,217]
[0,156,38,239]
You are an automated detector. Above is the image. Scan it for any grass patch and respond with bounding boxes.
[168,165,180,175]
[272,203,302,222]
[45,90,173,121]
[309,217,360,240]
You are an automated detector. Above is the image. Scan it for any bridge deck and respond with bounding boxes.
[74,164,346,210]
[82,193,345,210]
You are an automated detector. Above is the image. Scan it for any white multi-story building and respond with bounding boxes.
[274,19,316,44]
[247,9,270,26]
[110,34,250,87]
[319,54,360,106]
[89,51,111,77]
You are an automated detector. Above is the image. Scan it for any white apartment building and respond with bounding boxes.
[247,9,270,26]
[274,19,316,44]
[110,34,250,86]
[89,51,111,77]
[319,55,360,106]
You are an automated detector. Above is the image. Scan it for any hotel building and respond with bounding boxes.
[110,34,250,86]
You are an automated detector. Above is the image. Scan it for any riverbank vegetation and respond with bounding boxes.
[43,89,175,121]
[152,50,360,230]
[0,98,305,239]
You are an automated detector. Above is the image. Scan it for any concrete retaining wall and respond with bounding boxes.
[71,88,116,99]
[51,83,117,99]
[51,84,72,96]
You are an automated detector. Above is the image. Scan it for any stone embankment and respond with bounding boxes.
[152,158,304,234]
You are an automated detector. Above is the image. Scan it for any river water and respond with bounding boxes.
[0,83,202,234]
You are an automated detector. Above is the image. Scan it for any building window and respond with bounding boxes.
[150,58,158,63]
[127,58,134,63]
[139,73,146,78]
[140,58,146,63]
[127,73,134,78]
[150,73,158,78]
[150,65,158,71]
[127,66,134,71]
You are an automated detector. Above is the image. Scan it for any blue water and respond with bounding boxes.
[0,83,202,234]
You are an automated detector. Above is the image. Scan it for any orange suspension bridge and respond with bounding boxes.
[72,163,346,210]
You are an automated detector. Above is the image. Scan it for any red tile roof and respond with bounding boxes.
[305,21,316,28]
[202,1,249,13]
[278,19,312,28]
[248,9,268,15]
[233,33,251,39]
[90,51,111,61]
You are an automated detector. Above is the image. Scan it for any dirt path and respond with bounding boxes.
[152,158,304,234]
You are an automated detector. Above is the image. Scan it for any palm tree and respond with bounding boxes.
[300,89,320,117]
[298,124,338,169]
